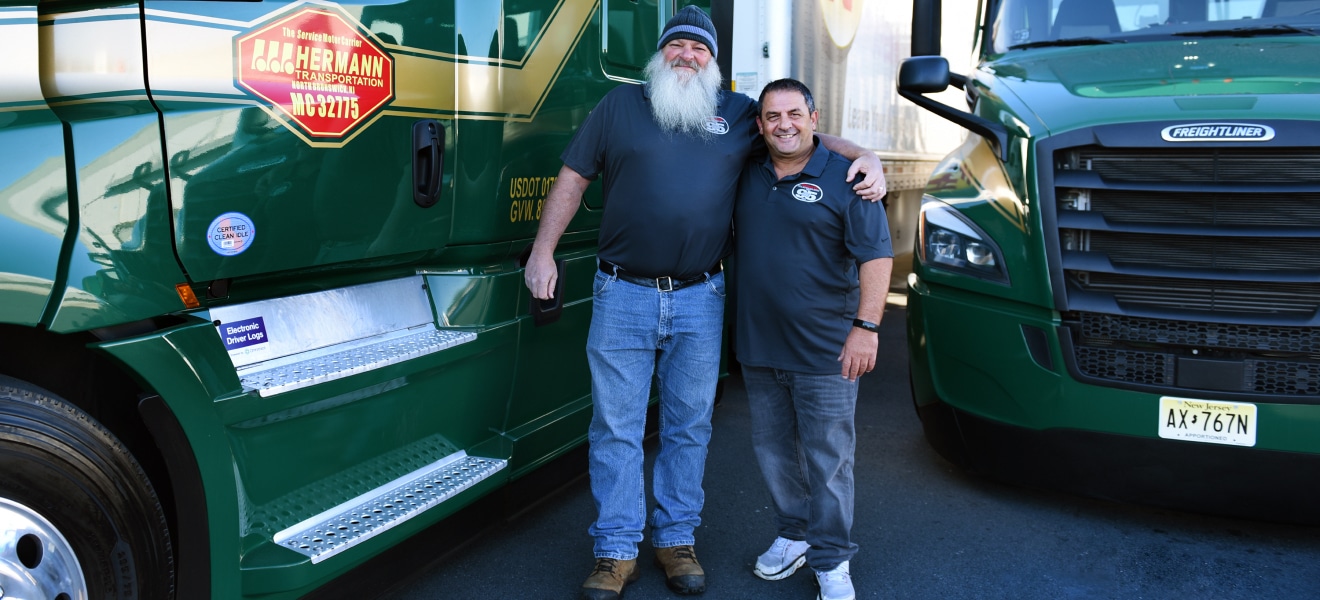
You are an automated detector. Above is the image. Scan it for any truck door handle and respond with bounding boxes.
[412,119,443,207]
[530,259,565,326]
[519,243,565,327]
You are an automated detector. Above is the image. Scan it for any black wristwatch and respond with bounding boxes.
[852,319,879,333]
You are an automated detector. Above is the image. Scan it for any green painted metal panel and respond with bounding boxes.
[452,4,611,244]
[147,1,451,282]
[36,2,193,332]
[908,6,1320,466]
[143,0,616,284]
[93,320,249,600]
[421,252,596,473]
[4,0,688,596]
[46,113,192,331]
[426,270,524,328]
[983,38,1320,138]
[503,253,595,462]
[917,138,1055,308]
[95,293,539,598]
[224,326,518,596]
[0,3,65,326]
[909,280,1320,454]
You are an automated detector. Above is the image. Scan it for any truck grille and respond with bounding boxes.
[1049,140,1320,400]
[1078,274,1320,316]
[1073,346,1320,396]
[1071,313,1320,396]
[1082,147,1320,184]
[1079,313,1320,354]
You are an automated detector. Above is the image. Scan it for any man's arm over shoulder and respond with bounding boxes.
[524,165,593,300]
[817,132,887,202]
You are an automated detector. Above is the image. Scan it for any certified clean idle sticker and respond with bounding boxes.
[207,212,256,256]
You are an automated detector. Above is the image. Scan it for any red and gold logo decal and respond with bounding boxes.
[236,6,394,139]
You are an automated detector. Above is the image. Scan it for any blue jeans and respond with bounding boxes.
[586,269,725,559]
[741,365,859,570]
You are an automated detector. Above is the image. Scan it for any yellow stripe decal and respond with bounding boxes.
[141,0,597,124]
[388,0,597,120]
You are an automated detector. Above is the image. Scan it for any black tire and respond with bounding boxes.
[0,375,174,599]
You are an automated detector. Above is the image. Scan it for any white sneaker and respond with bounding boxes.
[753,536,810,581]
[815,560,855,600]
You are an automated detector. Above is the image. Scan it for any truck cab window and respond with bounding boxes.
[992,0,1313,53]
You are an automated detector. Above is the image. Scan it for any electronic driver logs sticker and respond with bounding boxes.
[221,316,268,352]
[208,212,256,256]
[219,316,273,363]
[236,5,395,140]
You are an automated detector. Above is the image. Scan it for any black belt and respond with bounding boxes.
[599,260,720,292]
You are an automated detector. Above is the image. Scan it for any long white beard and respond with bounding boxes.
[644,52,722,135]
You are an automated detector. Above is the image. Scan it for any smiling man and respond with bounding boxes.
[733,78,893,600]
[524,8,888,599]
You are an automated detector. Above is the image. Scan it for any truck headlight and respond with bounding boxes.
[919,196,1009,284]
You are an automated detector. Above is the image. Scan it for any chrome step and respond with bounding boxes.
[272,452,506,564]
[237,328,475,397]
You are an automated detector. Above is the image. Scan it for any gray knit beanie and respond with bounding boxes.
[657,6,718,58]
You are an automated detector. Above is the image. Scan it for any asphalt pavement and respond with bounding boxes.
[382,301,1320,600]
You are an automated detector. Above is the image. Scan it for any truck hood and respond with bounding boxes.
[987,37,1320,135]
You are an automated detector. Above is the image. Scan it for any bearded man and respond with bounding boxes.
[523,7,886,600]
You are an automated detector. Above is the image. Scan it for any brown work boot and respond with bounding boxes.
[581,557,640,600]
[653,545,706,595]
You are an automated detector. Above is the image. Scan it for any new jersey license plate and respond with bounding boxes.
[1158,396,1257,447]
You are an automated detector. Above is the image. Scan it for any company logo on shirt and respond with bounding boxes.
[791,183,824,203]
[704,116,729,135]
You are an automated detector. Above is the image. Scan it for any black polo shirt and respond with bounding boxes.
[561,83,758,279]
[734,138,893,374]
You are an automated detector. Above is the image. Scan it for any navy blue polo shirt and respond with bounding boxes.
[734,137,893,374]
[561,83,758,279]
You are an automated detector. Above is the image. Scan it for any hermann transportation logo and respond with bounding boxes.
[1161,123,1275,142]
[236,5,395,141]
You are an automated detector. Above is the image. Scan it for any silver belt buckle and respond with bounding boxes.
[656,276,674,292]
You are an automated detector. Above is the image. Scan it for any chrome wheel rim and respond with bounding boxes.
[0,497,87,600]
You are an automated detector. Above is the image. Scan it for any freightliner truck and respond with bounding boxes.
[1,1,718,597]
[900,0,1320,523]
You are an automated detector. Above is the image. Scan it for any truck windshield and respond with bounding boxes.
[991,0,1320,52]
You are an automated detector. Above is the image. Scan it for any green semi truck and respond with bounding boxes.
[0,1,721,597]
[901,0,1320,522]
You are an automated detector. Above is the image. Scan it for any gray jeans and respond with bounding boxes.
[742,364,860,571]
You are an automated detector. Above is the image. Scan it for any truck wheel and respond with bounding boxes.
[0,376,174,599]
